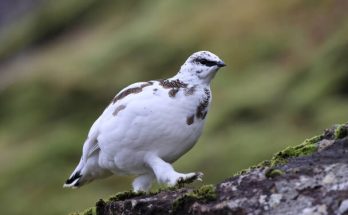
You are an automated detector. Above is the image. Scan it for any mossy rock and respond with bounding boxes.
[269,134,321,166]
[108,190,146,202]
[173,184,217,212]
[234,123,348,178]
[233,133,323,177]
[334,124,348,139]
[265,168,285,178]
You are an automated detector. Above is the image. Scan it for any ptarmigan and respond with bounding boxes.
[64,51,226,192]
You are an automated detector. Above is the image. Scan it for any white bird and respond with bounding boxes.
[64,51,226,192]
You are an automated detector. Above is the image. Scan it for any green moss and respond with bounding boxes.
[83,207,96,215]
[70,207,96,215]
[265,168,285,178]
[172,185,216,212]
[233,160,271,177]
[95,199,106,214]
[269,135,320,166]
[233,134,322,177]
[109,190,146,201]
[334,124,347,139]
[193,184,217,201]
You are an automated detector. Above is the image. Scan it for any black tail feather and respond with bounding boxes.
[65,171,82,185]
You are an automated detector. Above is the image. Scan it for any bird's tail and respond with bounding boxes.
[63,159,84,188]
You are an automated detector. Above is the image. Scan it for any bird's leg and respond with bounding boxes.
[144,154,203,187]
[132,173,155,192]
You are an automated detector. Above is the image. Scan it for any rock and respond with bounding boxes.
[75,124,348,215]
[338,199,348,215]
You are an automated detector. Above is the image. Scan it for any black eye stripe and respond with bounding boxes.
[194,58,217,67]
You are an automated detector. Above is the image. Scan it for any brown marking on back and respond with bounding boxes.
[159,79,188,89]
[168,88,179,97]
[112,82,153,104]
[196,88,211,119]
[112,87,142,103]
[112,104,126,116]
[142,82,154,88]
[159,79,187,99]
[185,86,196,96]
[186,114,194,125]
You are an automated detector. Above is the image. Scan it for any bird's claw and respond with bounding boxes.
[176,172,204,187]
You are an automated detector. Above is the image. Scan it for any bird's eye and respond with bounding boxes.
[195,58,216,67]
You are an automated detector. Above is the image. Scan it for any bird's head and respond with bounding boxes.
[178,51,226,84]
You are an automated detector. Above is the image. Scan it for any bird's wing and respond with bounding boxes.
[81,81,154,161]
[81,116,101,161]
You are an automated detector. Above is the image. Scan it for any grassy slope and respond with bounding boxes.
[0,0,348,214]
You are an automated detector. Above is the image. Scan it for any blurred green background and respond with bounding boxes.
[0,0,348,214]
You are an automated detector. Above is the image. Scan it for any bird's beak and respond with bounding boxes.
[217,61,226,68]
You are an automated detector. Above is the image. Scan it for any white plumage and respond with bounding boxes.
[64,51,226,191]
